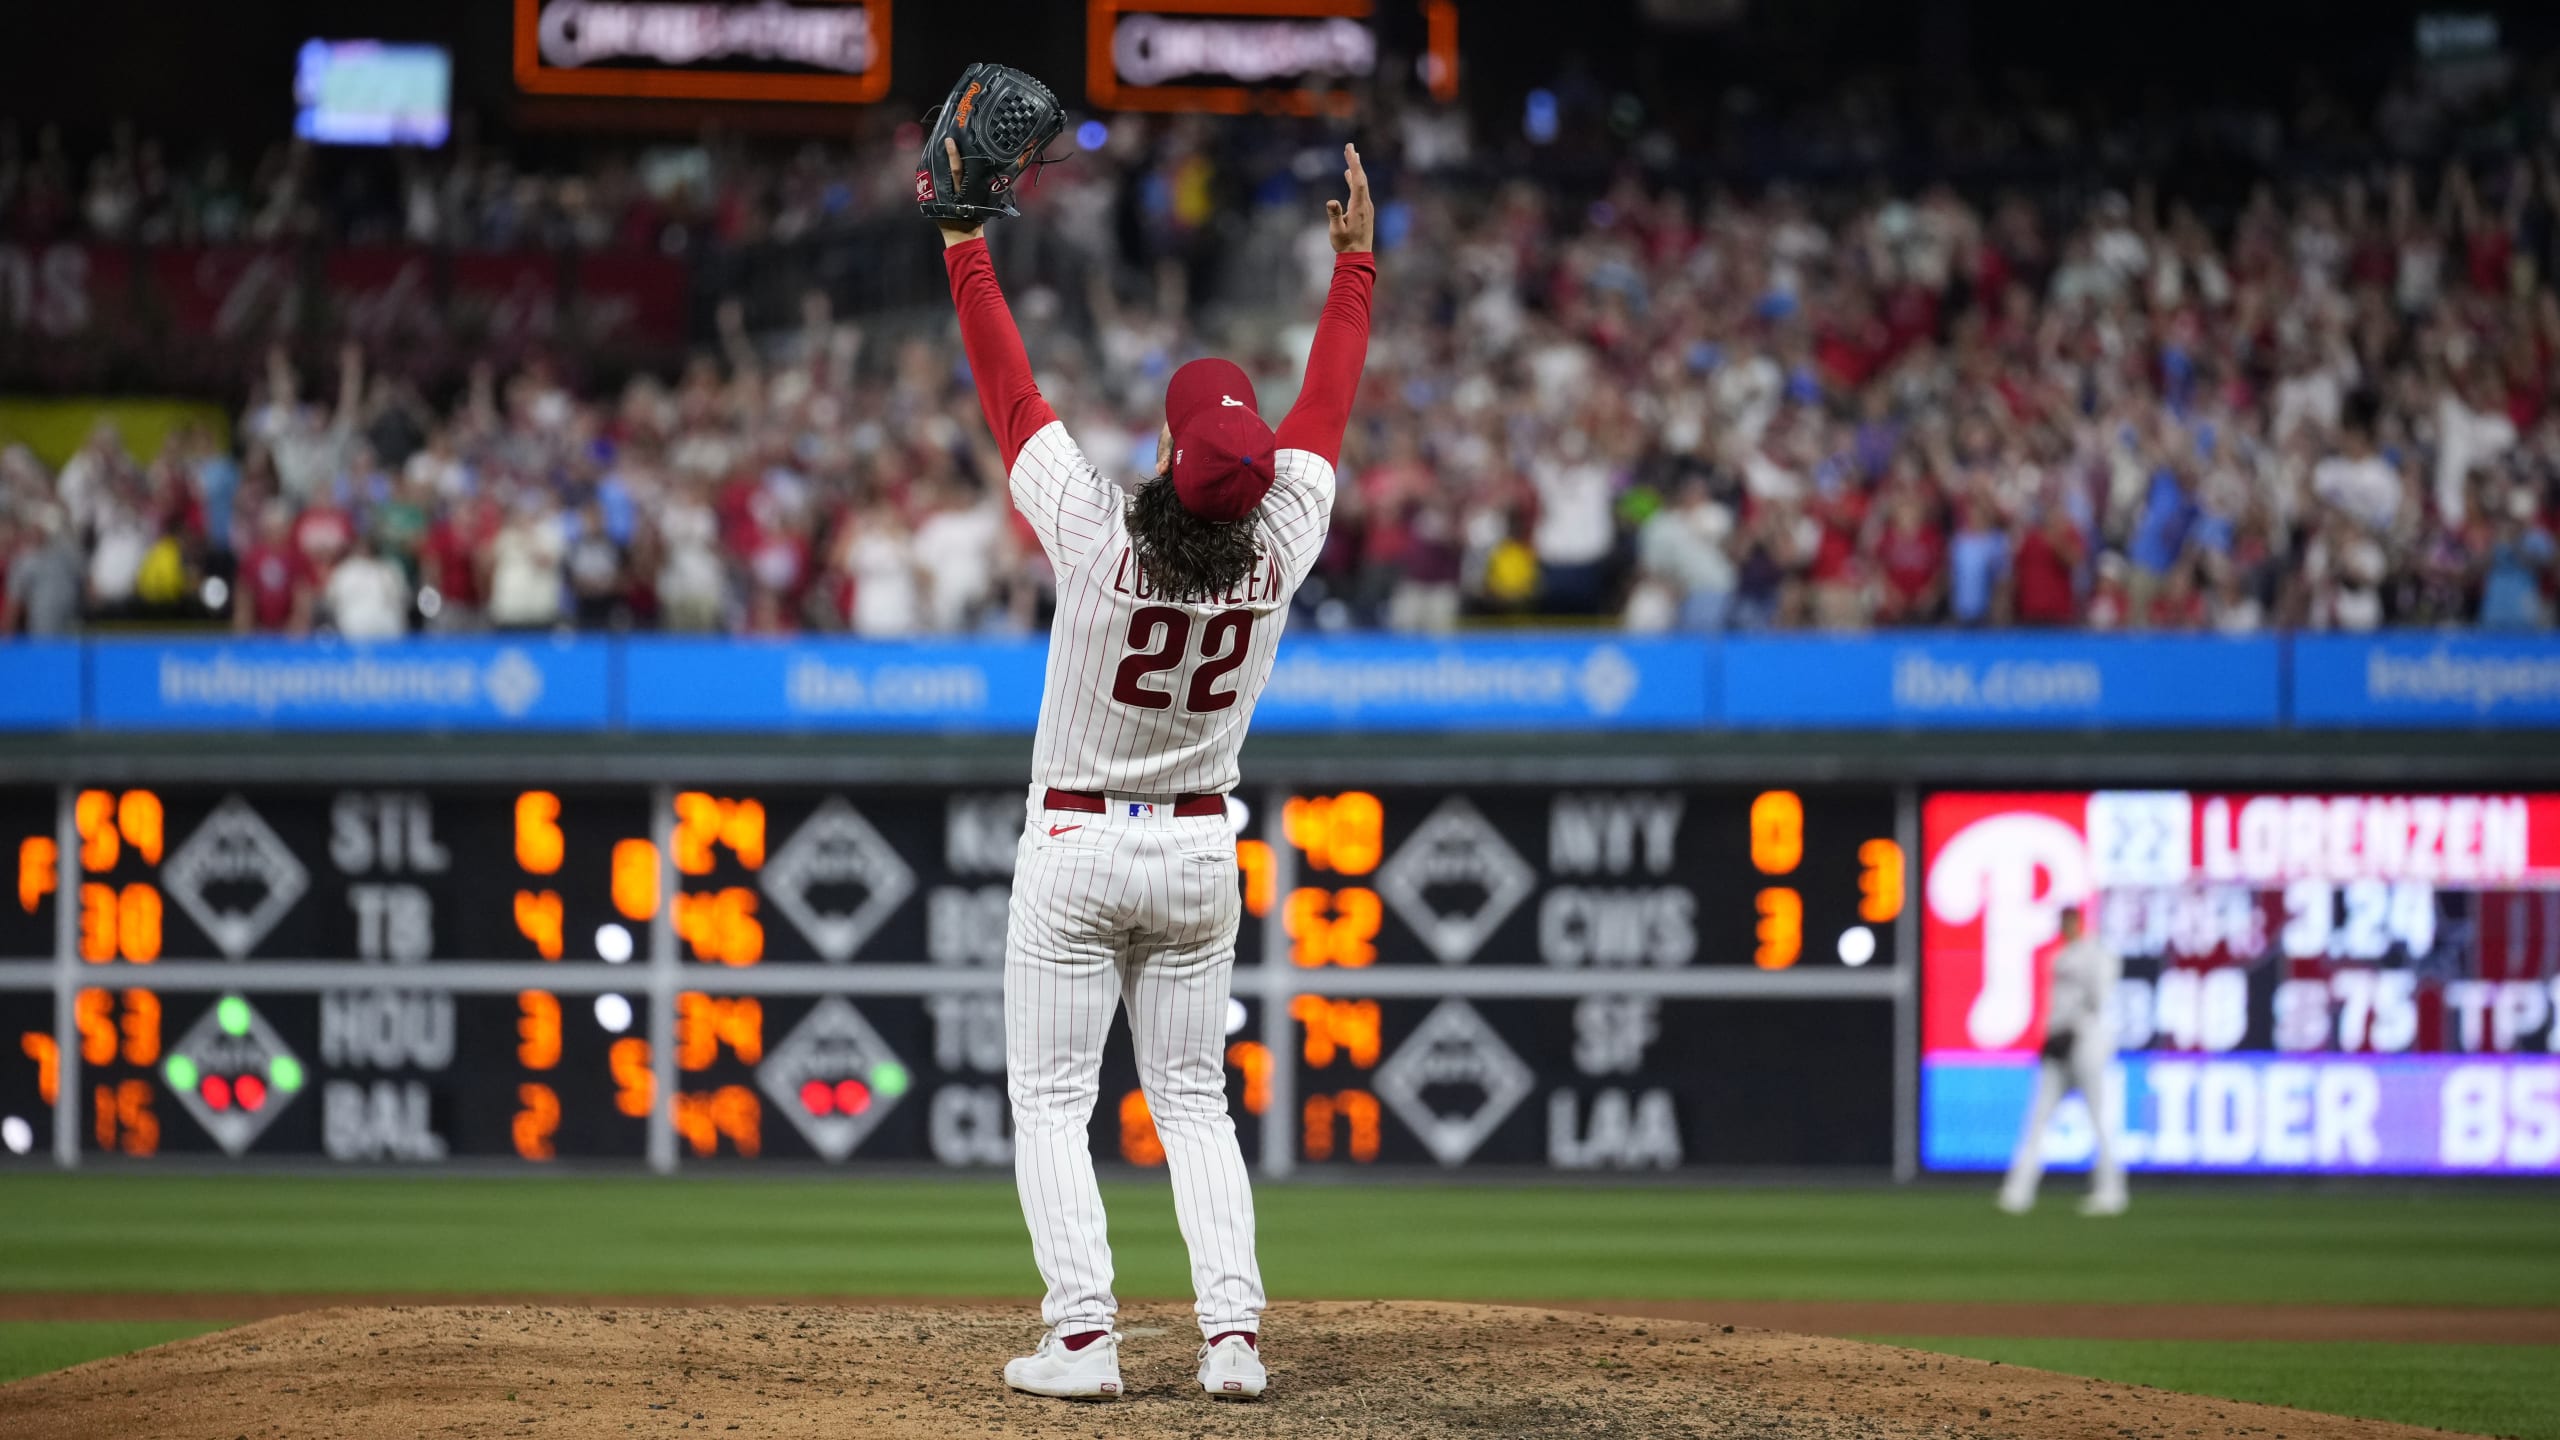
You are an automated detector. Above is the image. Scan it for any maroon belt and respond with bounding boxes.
[1044,788,1224,818]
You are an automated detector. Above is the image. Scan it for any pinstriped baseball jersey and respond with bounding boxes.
[1009,423,1334,797]
[942,235,1371,1350]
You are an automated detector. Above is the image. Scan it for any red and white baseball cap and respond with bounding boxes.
[1164,358,1277,523]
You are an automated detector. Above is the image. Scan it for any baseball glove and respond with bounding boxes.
[915,62,1068,224]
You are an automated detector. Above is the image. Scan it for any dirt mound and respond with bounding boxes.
[0,1301,2468,1440]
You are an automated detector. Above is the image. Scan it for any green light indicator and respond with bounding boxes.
[164,1056,199,1091]
[869,1060,910,1099]
[269,1056,305,1093]
[217,997,252,1037]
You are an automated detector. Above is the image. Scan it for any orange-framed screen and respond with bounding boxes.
[1088,0,1409,116]
[514,0,892,104]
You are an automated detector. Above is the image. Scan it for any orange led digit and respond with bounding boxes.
[671,792,720,875]
[116,885,161,962]
[518,990,563,1070]
[513,1083,560,1161]
[1331,888,1380,966]
[676,993,716,1070]
[609,1038,655,1117]
[1283,796,1327,868]
[1755,886,1804,970]
[1339,1088,1381,1162]
[19,836,56,913]
[1119,1089,1166,1165]
[710,1085,760,1157]
[514,890,565,960]
[116,790,163,863]
[1224,1040,1271,1115]
[611,839,661,920]
[77,884,116,962]
[722,997,764,1064]
[1328,792,1383,875]
[514,792,565,875]
[120,989,159,1065]
[75,791,118,872]
[1858,838,1905,923]
[721,800,766,870]
[20,1032,57,1104]
[76,989,116,1065]
[1750,791,1804,875]
[1301,1092,1336,1161]
[1234,839,1275,918]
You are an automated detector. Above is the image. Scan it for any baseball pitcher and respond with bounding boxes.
[920,63,1377,1401]
[1999,906,2128,1216]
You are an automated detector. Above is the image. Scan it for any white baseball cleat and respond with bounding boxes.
[1197,1334,1266,1399]
[2080,1190,2128,1217]
[1995,1188,2034,1215]
[1004,1329,1123,1399]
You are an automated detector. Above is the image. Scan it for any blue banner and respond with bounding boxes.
[623,638,1048,731]
[2293,633,2560,729]
[0,639,80,730]
[1255,635,1715,731]
[88,637,612,731]
[1722,634,2283,729]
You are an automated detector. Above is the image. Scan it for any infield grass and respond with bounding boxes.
[1870,1338,2560,1440]
[0,1322,227,1385]
[0,1174,2554,1306]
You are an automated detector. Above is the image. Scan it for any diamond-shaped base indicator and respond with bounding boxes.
[756,998,911,1160]
[163,993,306,1156]
[1374,796,1537,964]
[761,799,917,963]
[162,796,310,960]
[1371,999,1533,1167]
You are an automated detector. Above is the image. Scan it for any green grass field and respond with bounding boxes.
[1,1174,2554,1435]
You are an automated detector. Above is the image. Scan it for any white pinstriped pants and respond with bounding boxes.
[1004,788,1264,1340]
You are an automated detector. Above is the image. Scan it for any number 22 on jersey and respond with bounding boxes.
[1110,606,1257,713]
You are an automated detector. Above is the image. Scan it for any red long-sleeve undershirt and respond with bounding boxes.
[1274,251,1376,466]
[946,238,1376,470]
[943,236,1057,468]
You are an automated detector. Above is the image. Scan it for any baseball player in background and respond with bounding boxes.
[1999,906,2129,1216]
[933,138,1376,1400]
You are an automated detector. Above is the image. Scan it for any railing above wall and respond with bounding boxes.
[1,630,2556,735]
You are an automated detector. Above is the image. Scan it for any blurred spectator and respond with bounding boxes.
[486,494,567,630]
[2,513,83,636]
[325,534,411,640]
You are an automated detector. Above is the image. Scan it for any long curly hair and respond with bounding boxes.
[1124,474,1262,600]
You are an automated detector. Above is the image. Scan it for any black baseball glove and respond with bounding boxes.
[914,62,1068,224]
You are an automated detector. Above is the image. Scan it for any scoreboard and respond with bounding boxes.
[1920,790,2560,1176]
[1,781,1904,1172]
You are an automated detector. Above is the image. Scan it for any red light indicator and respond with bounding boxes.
[235,1074,268,1111]
[202,1074,232,1110]
[799,1079,833,1115]
[833,1079,871,1115]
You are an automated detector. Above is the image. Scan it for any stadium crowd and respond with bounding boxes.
[5,103,2560,639]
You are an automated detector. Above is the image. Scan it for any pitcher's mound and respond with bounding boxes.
[0,1300,2464,1440]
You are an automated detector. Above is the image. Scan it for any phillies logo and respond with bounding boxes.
[913,169,934,204]
[1925,807,2090,1049]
